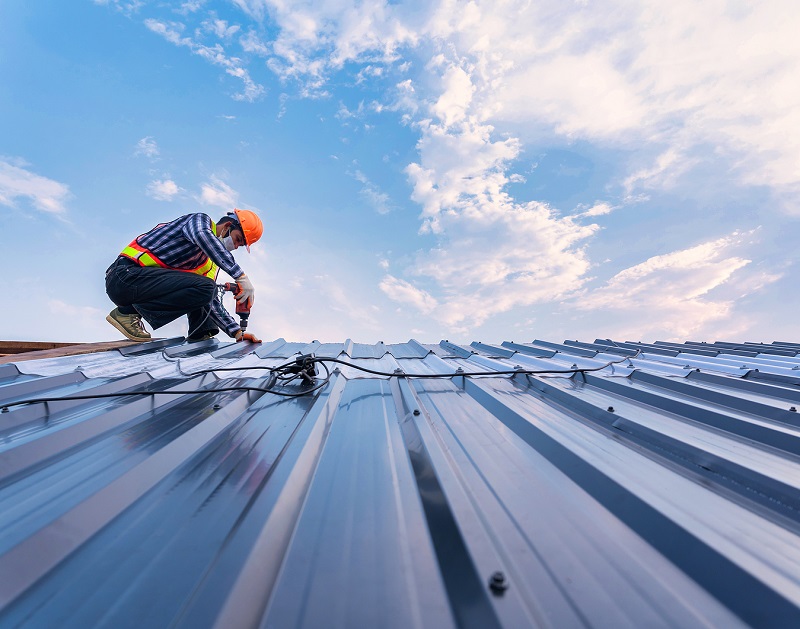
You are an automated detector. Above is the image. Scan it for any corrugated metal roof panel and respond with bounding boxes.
[1,337,800,627]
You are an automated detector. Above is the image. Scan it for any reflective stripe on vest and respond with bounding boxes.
[120,222,219,280]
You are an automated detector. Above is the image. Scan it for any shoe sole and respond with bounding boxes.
[106,314,152,342]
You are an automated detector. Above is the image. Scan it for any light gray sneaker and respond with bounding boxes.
[106,308,152,341]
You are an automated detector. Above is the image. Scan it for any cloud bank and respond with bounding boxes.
[118,0,798,339]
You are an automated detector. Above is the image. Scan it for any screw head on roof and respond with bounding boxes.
[790,407,797,413]
[213,403,222,410]
[413,409,420,416]
[489,571,508,595]
[607,406,615,413]
[455,367,464,374]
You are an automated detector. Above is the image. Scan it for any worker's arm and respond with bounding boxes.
[182,214,244,279]
[208,297,242,339]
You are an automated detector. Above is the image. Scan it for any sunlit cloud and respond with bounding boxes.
[0,157,71,214]
[134,136,160,160]
[144,18,264,101]
[146,178,182,201]
[379,275,438,315]
[570,231,779,340]
[198,175,239,208]
[351,169,392,214]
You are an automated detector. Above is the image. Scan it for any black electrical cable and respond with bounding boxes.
[185,285,225,340]
[0,351,637,412]
[180,350,640,379]
[0,359,332,412]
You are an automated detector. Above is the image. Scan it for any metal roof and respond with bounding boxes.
[2,336,800,627]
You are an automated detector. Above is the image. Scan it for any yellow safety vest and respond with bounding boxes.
[120,221,220,280]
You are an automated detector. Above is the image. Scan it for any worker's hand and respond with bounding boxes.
[235,273,255,308]
[235,330,261,343]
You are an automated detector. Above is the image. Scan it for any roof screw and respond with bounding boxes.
[488,571,508,595]
[607,406,615,413]
[1,407,8,413]
[413,409,420,416]
[213,403,222,410]
[393,368,404,375]
[790,407,797,413]
[455,367,464,374]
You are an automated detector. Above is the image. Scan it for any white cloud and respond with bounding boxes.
[93,0,143,13]
[134,136,159,159]
[240,30,270,56]
[146,178,182,201]
[145,19,264,102]
[579,202,617,218]
[203,18,240,40]
[351,169,391,214]
[178,0,206,14]
[198,176,239,208]
[431,63,474,126]
[623,148,698,194]
[253,0,423,97]
[379,275,438,315]
[229,0,268,22]
[571,231,778,340]
[0,157,70,214]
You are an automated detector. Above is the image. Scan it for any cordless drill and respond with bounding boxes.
[221,282,251,331]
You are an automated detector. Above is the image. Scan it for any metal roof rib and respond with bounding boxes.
[689,370,800,403]
[563,339,638,356]
[631,370,800,424]
[1,336,800,626]
[439,340,473,358]
[182,374,350,629]
[469,342,516,358]
[531,339,596,357]
[461,374,800,627]
[652,341,720,357]
[117,336,186,356]
[499,341,556,358]
[0,379,267,611]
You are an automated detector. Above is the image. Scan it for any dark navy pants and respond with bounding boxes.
[105,257,219,337]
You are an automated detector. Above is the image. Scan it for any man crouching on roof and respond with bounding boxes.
[105,209,263,344]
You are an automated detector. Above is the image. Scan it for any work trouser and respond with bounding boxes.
[105,257,219,338]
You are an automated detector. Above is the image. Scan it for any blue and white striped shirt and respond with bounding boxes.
[135,213,245,337]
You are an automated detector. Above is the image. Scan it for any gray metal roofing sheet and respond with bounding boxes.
[2,337,800,627]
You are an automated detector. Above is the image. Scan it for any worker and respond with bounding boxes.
[105,209,263,344]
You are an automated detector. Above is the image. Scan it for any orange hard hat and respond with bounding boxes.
[232,208,263,251]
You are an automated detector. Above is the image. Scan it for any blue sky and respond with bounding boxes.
[1,0,798,344]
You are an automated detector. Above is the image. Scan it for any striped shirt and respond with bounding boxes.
[135,213,245,337]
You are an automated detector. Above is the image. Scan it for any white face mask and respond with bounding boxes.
[221,235,236,252]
